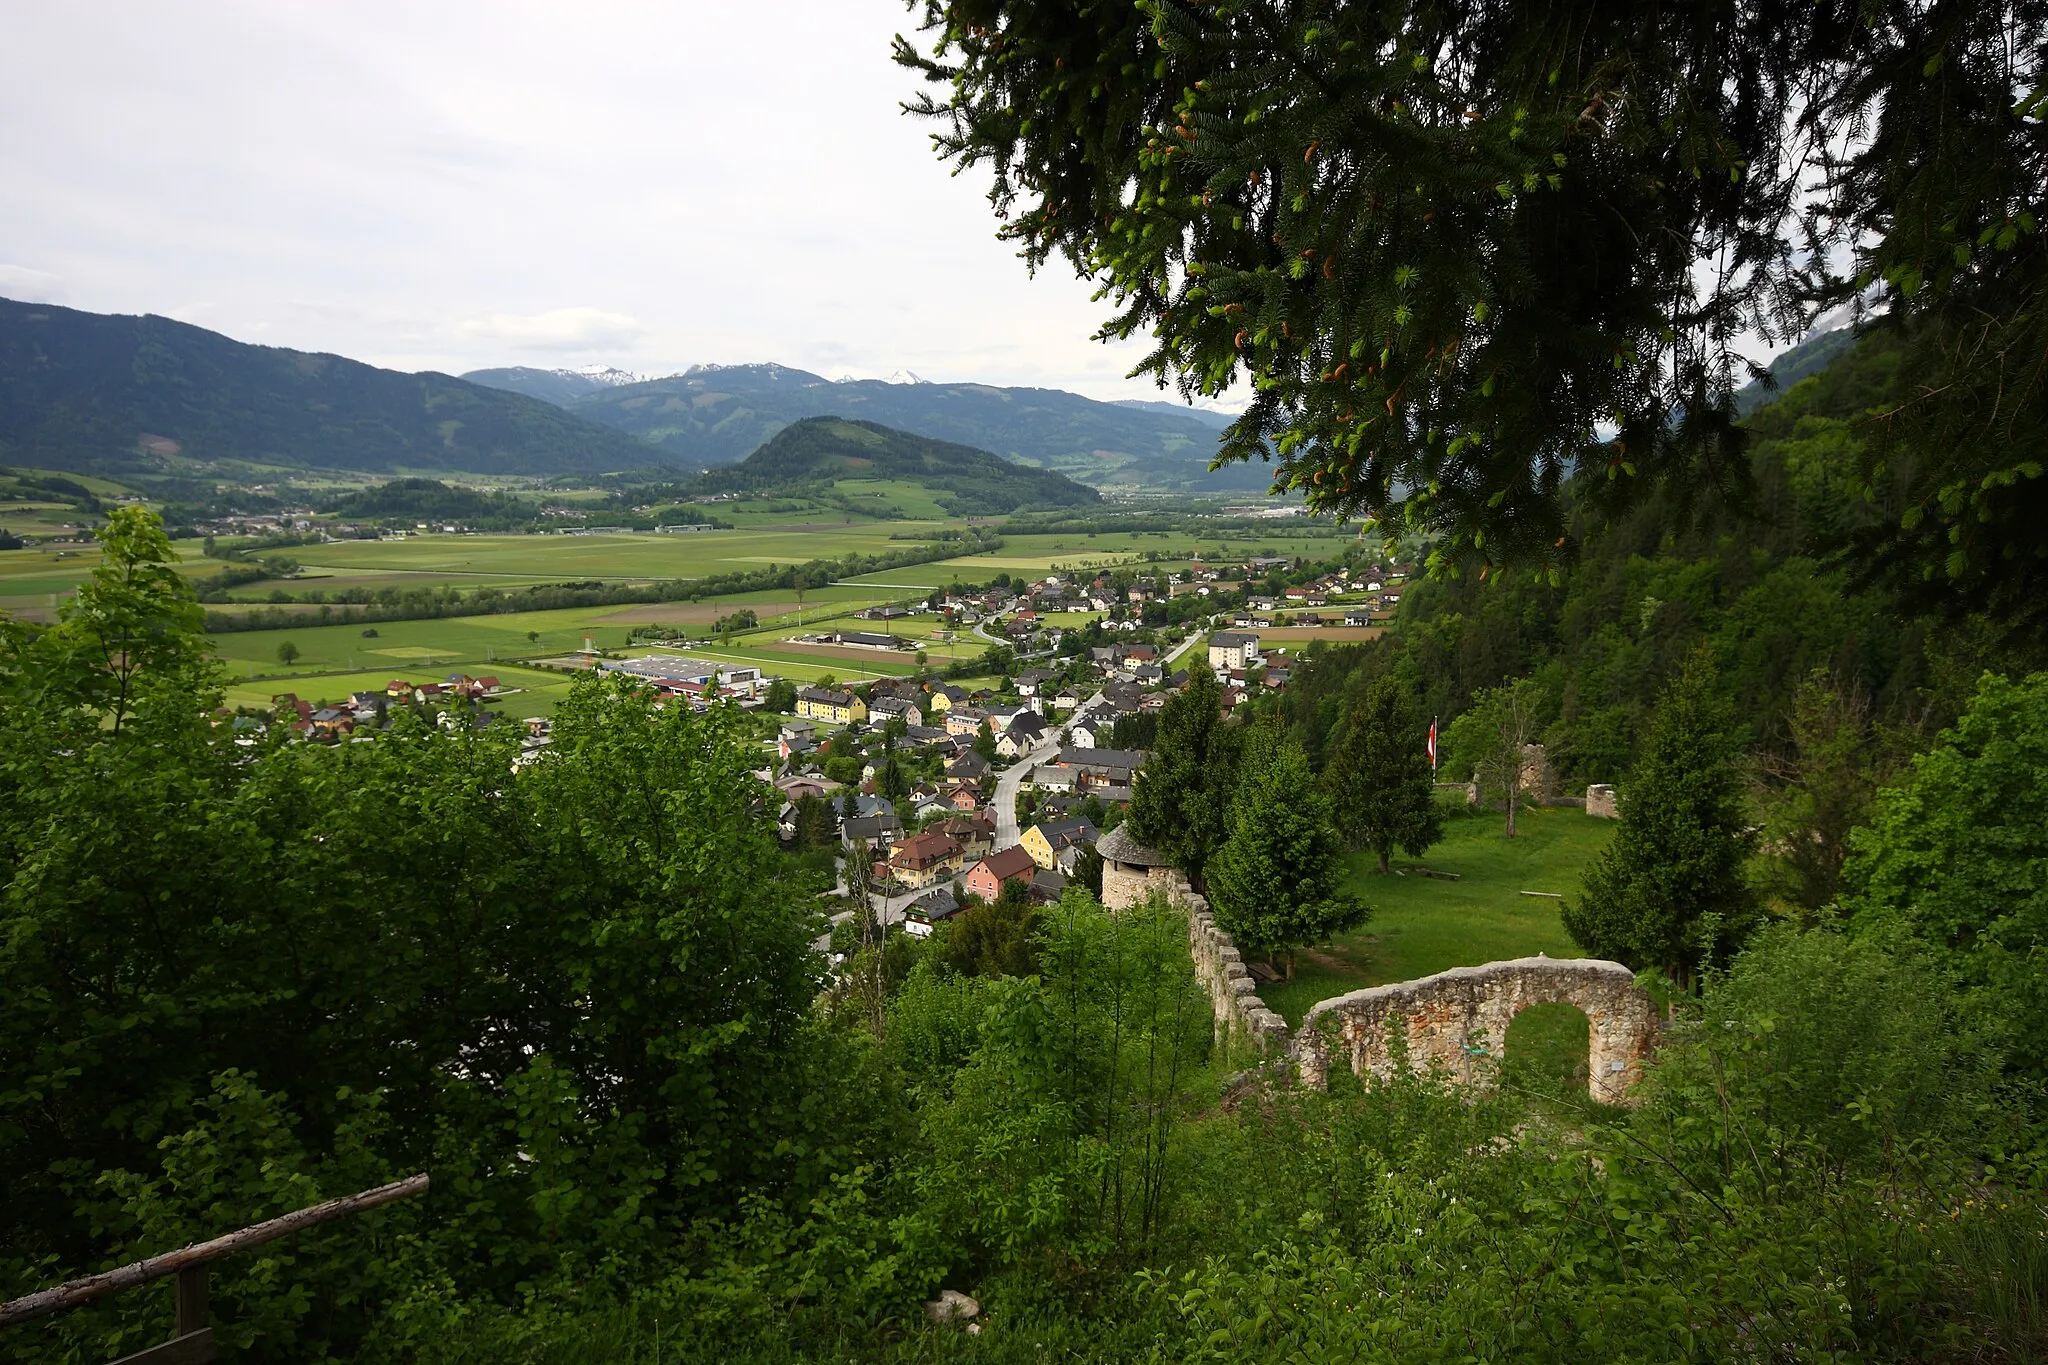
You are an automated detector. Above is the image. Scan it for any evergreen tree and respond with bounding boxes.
[1127,663,1237,879]
[1564,652,1757,989]
[792,793,835,851]
[1205,739,1365,978]
[973,720,998,763]
[879,751,910,801]
[900,0,2048,627]
[1322,675,1445,873]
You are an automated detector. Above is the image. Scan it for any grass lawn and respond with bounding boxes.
[1259,804,1616,1027]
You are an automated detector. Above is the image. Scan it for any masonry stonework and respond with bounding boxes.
[1293,956,1658,1106]
[1183,892,1291,1051]
[1585,784,1619,819]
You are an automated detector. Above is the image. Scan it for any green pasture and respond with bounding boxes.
[829,479,954,521]
[1258,805,1616,1027]
[220,663,577,720]
[204,608,633,680]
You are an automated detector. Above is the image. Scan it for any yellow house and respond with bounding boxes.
[924,684,965,714]
[887,829,965,889]
[1019,825,1058,870]
[796,687,868,725]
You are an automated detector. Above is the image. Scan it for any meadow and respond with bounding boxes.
[1258,805,1616,1025]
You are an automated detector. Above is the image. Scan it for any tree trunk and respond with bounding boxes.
[1377,846,1391,874]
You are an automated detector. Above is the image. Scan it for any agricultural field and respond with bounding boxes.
[844,526,1353,586]
[1253,625,1387,644]
[205,608,634,681]
[220,663,579,720]
[286,526,958,582]
[1258,805,1617,1028]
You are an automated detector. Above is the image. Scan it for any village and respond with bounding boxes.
[234,555,1417,948]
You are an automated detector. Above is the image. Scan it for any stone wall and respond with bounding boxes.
[1182,891,1292,1053]
[1101,858,1188,911]
[1292,956,1658,1106]
[1585,784,1619,819]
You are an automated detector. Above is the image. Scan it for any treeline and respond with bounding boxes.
[201,534,1001,633]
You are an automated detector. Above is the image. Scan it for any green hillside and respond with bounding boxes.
[466,361,1275,493]
[0,298,663,477]
[701,416,1101,516]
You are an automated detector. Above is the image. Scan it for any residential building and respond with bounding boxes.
[946,751,992,783]
[840,813,902,852]
[903,886,962,938]
[1028,868,1070,905]
[964,845,1040,902]
[797,687,868,725]
[1021,818,1100,871]
[996,713,1048,757]
[1208,631,1262,671]
[869,696,925,728]
[940,811,996,861]
[888,829,964,889]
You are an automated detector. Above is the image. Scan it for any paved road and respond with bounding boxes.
[993,732,1066,847]
[1165,625,1212,667]
[991,689,1112,846]
[815,871,937,952]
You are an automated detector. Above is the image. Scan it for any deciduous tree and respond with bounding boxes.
[1841,670,2048,1076]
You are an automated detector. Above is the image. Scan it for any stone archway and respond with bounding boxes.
[1294,957,1658,1106]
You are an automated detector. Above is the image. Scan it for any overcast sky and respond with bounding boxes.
[0,1,1221,405]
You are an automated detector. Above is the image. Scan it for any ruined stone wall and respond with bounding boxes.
[1293,956,1657,1105]
[1182,891,1292,1054]
[1586,784,1619,819]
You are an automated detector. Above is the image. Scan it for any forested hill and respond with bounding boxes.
[0,298,662,477]
[1273,329,2040,904]
[465,361,1272,493]
[700,416,1101,516]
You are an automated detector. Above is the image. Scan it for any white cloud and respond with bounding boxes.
[454,307,651,353]
[0,265,65,304]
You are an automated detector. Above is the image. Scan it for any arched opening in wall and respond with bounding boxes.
[1501,1002,1590,1103]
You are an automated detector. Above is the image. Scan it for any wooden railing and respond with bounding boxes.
[0,1175,428,1364]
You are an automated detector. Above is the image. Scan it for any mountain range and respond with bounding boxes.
[704,416,1100,517]
[0,299,656,477]
[463,362,1270,492]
